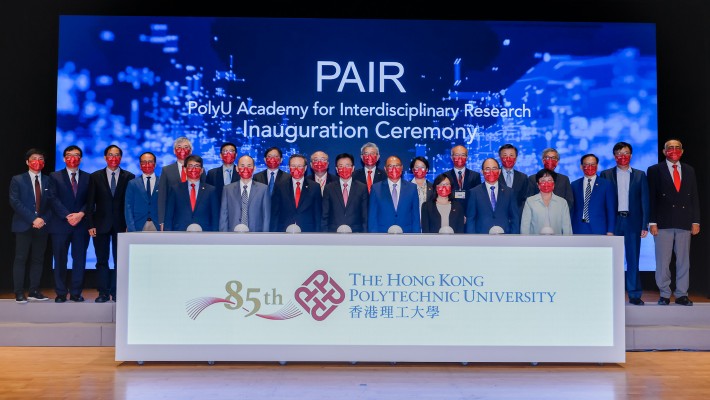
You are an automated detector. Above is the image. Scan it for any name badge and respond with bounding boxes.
[454,190,466,199]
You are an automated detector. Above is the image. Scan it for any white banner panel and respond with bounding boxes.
[116,233,625,363]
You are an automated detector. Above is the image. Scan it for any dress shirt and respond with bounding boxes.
[614,166,631,211]
[65,168,79,183]
[503,168,514,186]
[665,159,681,179]
[583,175,597,194]
[223,165,235,185]
[292,177,305,196]
[314,174,327,193]
[105,167,121,185]
[187,179,200,200]
[453,167,465,183]
[142,173,156,194]
[340,178,352,195]
[484,181,498,202]
[28,172,42,194]
[239,179,253,197]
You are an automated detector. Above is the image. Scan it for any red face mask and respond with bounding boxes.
[140,163,155,175]
[186,166,202,180]
[265,157,281,169]
[337,166,353,180]
[175,148,191,161]
[65,156,80,169]
[311,161,328,174]
[483,170,501,183]
[221,152,236,165]
[452,156,467,169]
[615,154,630,166]
[238,166,254,179]
[412,167,427,179]
[543,158,558,170]
[28,159,45,172]
[386,166,402,180]
[582,165,598,176]
[106,156,121,169]
[436,185,452,197]
[538,181,554,194]
[362,154,377,167]
[500,156,516,169]
[665,149,682,162]
[290,166,305,180]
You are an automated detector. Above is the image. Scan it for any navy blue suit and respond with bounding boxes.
[254,168,289,195]
[321,179,369,232]
[157,162,205,225]
[206,165,239,205]
[125,175,160,231]
[498,168,529,214]
[164,181,220,231]
[48,168,91,297]
[444,168,482,216]
[270,177,322,232]
[600,166,650,300]
[353,167,386,191]
[368,179,421,233]
[571,176,616,235]
[465,183,521,234]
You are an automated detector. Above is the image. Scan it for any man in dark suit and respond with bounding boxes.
[205,142,238,204]
[9,148,53,303]
[270,154,322,232]
[443,144,481,216]
[86,144,135,303]
[647,139,700,306]
[48,145,90,303]
[219,155,271,232]
[600,141,650,305]
[322,153,368,232]
[497,143,529,213]
[352,142,385,194]
[253,146,289,196]
[125,151,160,232]
[571,154,616,235]
[158,137,204,229]
[164,155,220,232]
[308,150,338,194]
[368,155,420,233]
[465,158,520,234]
[527,147,574,210]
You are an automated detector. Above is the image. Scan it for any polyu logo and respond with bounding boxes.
[295,270,345,321]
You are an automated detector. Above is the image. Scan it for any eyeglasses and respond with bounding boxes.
[542,156,559,161]
[386,164,402,168]
[106,153,121,158]
[290,165,306,169]
[582,163,597,167]
[614,151,631,156]
[665,145,682,150]
[186,164,201,169]
[311,158,327,163]
[336,164,353,168]
[483,167,500,172]
[65,153,81,158]
[140,160,156,165]
[175,145,191,150]
[437,183,451,187]
[221,149,236,154]
[452,153,467,157]
[361,152,377,156]
[266,155,280,160]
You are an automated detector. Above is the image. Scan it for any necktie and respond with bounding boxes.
[367,170,373,193]
[110,171,116,196]
[505,170,513,188]
[269,171,275,195]
[180,165,187,182]
[146,176,151,196]
[34,175,41,213]
[190,183,196,211]
[392,183,398,210]
[457,170,463,188]
[240,185,249,225]
[583,178,591,221]
[490,185,496,211]
[342,183,349,207]
[225,169,232,185]
[295,181,301,208]
[71,172,78,196]
[673,164,681,192]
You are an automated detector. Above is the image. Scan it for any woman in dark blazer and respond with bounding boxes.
[420,173,465,233]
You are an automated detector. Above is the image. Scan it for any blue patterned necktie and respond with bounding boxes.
[110,171,116,196]
[583,178,591,221]
[268,171,275,194]
[241,185,249,225]
[490,186,496,211]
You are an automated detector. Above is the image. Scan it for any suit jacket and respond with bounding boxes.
[253,168,289,193]
[86,167,135,233]
[571,176,617,234]
[206,164,239,203]
[443,168,482,215]
[124,175,160,231]
[157,161,205,225]
[498,168,529,214]
[465,183,521,234]
[219,180,271,232]
[270,177,322,232]
[420,199,465,233]
[308,172,339,194]
[368,179,421,233]
[353,167,386,190]
[9,172,53,232]
[164,180,220,231]
[47,168,90,234]
[527,172,574,210]
[647,161,700,229]
[600,166,650,232]
[321,179,369,232]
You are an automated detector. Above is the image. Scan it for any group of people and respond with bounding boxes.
[10,138,700,307]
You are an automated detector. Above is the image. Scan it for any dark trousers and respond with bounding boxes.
[93,228,118,297]
[52,230,90,296]
[13,228,49,294]
[615,216,643,299]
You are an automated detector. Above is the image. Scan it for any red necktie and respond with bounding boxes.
[295,181,301,208]
[342,183,348,207]
[673,164,681,192]
[367,170,373,193]
[190,183,196,211]
[181,165,187,182]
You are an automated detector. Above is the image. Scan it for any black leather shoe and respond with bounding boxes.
[629,298,644,305]
[657,297,670,305]
[675,296,693,306]
[55,295,67,303]
[15,294,28,304]
[28,291,49,301]
[70,295,85,302]
[95,294,110,303]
